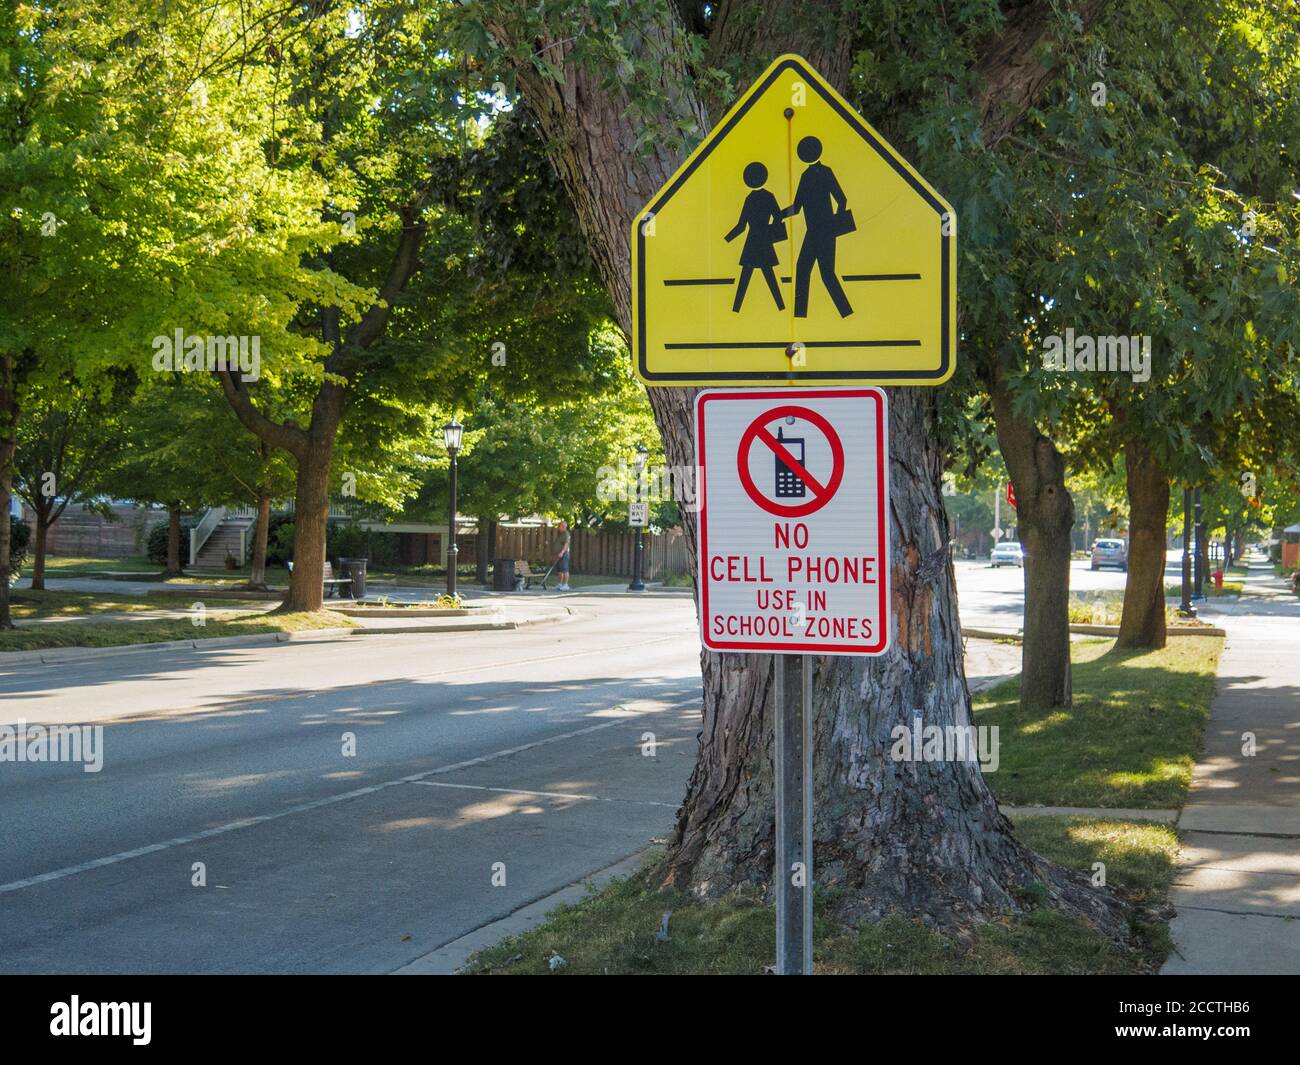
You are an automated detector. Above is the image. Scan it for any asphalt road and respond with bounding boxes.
[951,549,1190,631]
[0,597,703,973]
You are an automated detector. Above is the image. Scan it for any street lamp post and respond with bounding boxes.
[443,419,463,599]
[629,443,648,592]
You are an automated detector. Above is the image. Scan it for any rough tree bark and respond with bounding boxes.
[249,491,272,590]
[166,505,183,577]
[1117,437,1168,649]
[983,359,1074,709]
[493,0,1124,934]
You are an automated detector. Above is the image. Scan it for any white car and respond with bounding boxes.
[990,543,1025,568]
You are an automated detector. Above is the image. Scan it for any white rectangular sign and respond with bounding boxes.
[695,387,890,655]
[628,501,649,527]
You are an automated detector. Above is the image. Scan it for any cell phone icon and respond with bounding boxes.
[774,427,806,497]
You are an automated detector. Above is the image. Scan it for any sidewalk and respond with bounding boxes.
[1163,559,1300,975]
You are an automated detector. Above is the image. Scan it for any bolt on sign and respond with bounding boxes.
[632,54,956,386]
[696,388,890,654]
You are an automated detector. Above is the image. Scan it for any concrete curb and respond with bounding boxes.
[961,625,1226,641]
[0,627,358,669]
[391,849,652,975]
[334,607,477,618]
[352,612,573,636]
[961,627,1022,641]
[1068,623,1226,637]
[559,590,693,599]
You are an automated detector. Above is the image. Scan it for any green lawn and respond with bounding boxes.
[973,636,1223,808]
[11,590,176,618]
[0,609,354,652]
[465,817,1177,976]
[36,556,163,578]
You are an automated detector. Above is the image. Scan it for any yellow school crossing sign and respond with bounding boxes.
[631,54,956,386]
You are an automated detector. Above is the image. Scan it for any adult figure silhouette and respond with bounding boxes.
[782,136,854,318]
[724,161,787,313]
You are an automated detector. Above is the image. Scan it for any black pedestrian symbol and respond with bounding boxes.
[773,426,806,497]
[782,136,855,318]
[724,162,787,313]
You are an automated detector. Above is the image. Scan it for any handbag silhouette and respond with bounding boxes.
[768,218,789,243]
[829,208,856,237]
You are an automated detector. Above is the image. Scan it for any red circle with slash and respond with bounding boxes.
[737,405,845,518]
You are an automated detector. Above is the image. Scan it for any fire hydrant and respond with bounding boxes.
[1212,570,1224,590]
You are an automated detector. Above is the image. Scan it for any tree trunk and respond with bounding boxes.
[495,8,1124,935]
[1117,439,1169,649]
[0,354,18,628]
[249,491,271,590]
[31,508,49,591]
[283,447,333,612]
[166,506,183,577]
[985,362,1073,709]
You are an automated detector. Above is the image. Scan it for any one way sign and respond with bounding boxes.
[695,388,890,655]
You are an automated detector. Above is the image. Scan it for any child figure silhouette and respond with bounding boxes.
[724,161,787,313]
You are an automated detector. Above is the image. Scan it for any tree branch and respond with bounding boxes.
[975,0,1113,146]
[216,370,307,459]
[345,200,429,355]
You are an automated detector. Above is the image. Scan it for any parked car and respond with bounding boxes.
[990,542,1025,568]
[1090,538,1128,571]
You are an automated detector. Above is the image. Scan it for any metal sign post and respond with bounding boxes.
[774,653,814,974]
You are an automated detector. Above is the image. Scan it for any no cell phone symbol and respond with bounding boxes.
[738,406,844,519]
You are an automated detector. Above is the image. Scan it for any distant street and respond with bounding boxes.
[952,549,1186,631]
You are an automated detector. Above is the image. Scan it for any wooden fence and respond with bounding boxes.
[466,525,691,580]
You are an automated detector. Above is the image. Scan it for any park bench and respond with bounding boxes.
[513,560,554,592]
[286,559,354,598]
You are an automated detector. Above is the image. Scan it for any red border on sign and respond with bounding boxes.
[696,388,891,656]
[736,405,845,518]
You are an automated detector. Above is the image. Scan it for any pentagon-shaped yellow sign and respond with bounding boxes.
[632,54,956,386]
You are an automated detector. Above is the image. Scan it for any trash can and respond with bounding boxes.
[339,557,368,599]
[493,558,516,592]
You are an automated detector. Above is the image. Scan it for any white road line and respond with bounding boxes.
[0,700,695,895]
[409,780,678,807]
